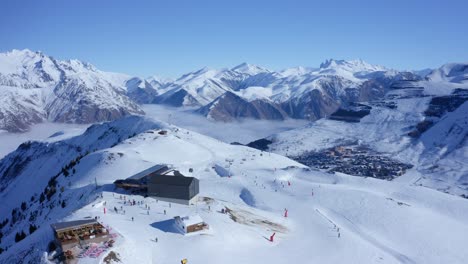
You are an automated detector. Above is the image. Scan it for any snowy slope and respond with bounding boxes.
[426,63,468,84]
[0,116,467,264]
[251,83,468,196]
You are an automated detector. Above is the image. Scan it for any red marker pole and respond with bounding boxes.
[270,232,276,242]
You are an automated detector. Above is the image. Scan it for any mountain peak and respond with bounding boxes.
[319,58,387,74]
[7,48,41,57]
[231,62,269,74]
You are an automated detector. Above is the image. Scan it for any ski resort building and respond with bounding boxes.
[114,164,200,205]
[113,164,173,190]
[148,175,199,205]
[174,215,208,233]
[51,219,109,251]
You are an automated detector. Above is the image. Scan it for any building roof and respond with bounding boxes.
[51,219,98,232]
[149,175,196,186]
[127,164,171,180]
[178,215,204,226]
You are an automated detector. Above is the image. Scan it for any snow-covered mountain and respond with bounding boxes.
[1,115,467,264]
[426,62,468,83]
[0,49,143,132]
[245,81,468,197]
[197,91,288,122]
[1,49,466,131]
[146,59,420,121]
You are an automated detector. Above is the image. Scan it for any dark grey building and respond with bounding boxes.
[148,175,199,205]
[114,164,173,190]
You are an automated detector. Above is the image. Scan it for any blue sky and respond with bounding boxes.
[1,0,466,78]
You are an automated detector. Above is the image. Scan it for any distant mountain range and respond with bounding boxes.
[1,49,467,132]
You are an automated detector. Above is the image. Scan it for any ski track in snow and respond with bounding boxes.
[316,207,415,264]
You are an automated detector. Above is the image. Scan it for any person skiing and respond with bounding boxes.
[284,208,288,218]
[131,216,134,221]
[155,237,158,243]
[164,209,166,215]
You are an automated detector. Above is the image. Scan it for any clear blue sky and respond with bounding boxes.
[1,0,466,78]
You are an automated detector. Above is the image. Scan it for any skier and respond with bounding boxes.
[147,210,149,215]
[155,237,158,243]
[288,181,291,186]
[104,208,106,214]
[164,209,166,215]
[284,208,288,218]
[169,203,171,208]
[131,217,134,221]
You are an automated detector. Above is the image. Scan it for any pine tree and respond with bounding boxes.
[29,224,37,235]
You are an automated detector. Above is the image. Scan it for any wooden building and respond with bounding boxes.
[51,219,109,251]
[174,215,208,234]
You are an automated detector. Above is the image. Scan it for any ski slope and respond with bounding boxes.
[1,116,467,264]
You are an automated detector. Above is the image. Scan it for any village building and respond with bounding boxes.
[174,215,209,234]
[50,219,109,252]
